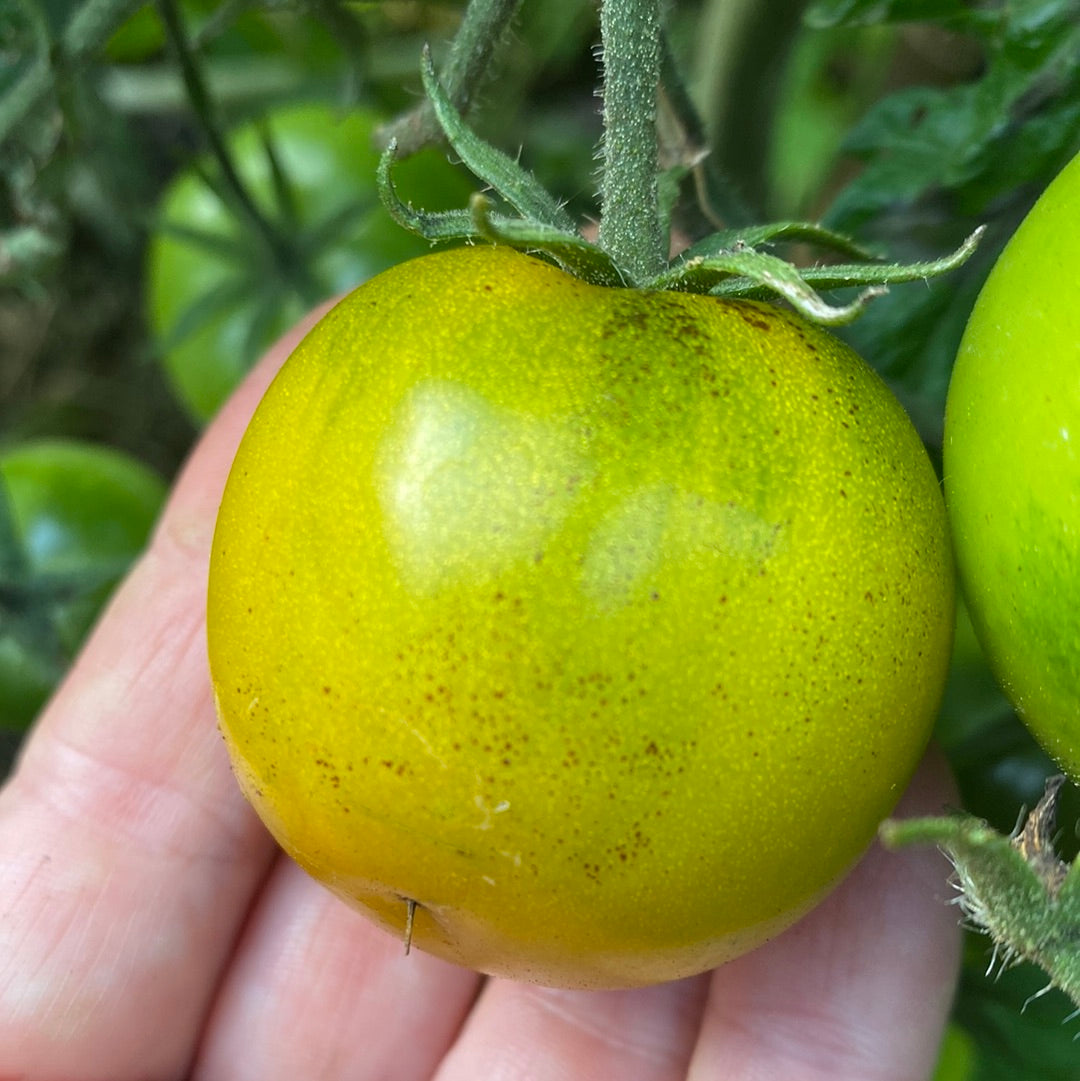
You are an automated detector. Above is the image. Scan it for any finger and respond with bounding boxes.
[0,310,325,1081]
[431,973,709,1081]
[192,858,482,1081]
[687,747,960,1081]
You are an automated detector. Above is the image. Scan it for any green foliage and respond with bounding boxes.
[806,0,1080,447]
[0,439,167,730]
[951,956,1080,1081]
[822,0,1080,230]
[806,0,994,31]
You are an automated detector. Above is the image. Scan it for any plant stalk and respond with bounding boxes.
[155,0,266,243]
[377,0,522,156]
[598,0,667,284]
[154,0,313,294]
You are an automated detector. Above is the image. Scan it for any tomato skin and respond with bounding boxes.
[944,151,1080,780]
[208,245,954,988]
[0,440,166,729]
[147,103,471,423]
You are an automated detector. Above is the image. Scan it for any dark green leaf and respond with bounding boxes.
[825,0,1080,233]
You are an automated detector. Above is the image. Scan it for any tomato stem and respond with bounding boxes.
[882,776,1080,1011]
[598,0,667,284]
[155,0,309,291]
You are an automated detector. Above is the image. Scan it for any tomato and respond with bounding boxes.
[147,103,471,423]
[208,245,955,988]
[944,150,1080,781]
[0,440,167,729]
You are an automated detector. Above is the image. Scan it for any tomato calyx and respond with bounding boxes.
[379,43,983,326]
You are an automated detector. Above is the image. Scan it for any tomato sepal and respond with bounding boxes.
[469,195,628,286]
[382,46,985,323]
[653,247,885,326]
[679,221,878,263]
[418,44,576,232]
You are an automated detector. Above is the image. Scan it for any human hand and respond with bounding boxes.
[0,312,960,1081]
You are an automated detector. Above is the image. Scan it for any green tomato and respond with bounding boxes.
[944,150,1080,781]
[0,440,167,730]
[208,245,955,988]
[147,102,471,423]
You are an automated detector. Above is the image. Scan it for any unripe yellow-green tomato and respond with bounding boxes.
[208,245,954,988]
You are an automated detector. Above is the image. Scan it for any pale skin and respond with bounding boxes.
[0,309,961,1081]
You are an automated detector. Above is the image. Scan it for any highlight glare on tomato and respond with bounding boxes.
[208,245,955,988]
[944,150,1080,781]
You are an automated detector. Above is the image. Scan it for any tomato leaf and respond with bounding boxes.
[469,194,626,286]
[810,0,1080,409]
[824,0,1080,233]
